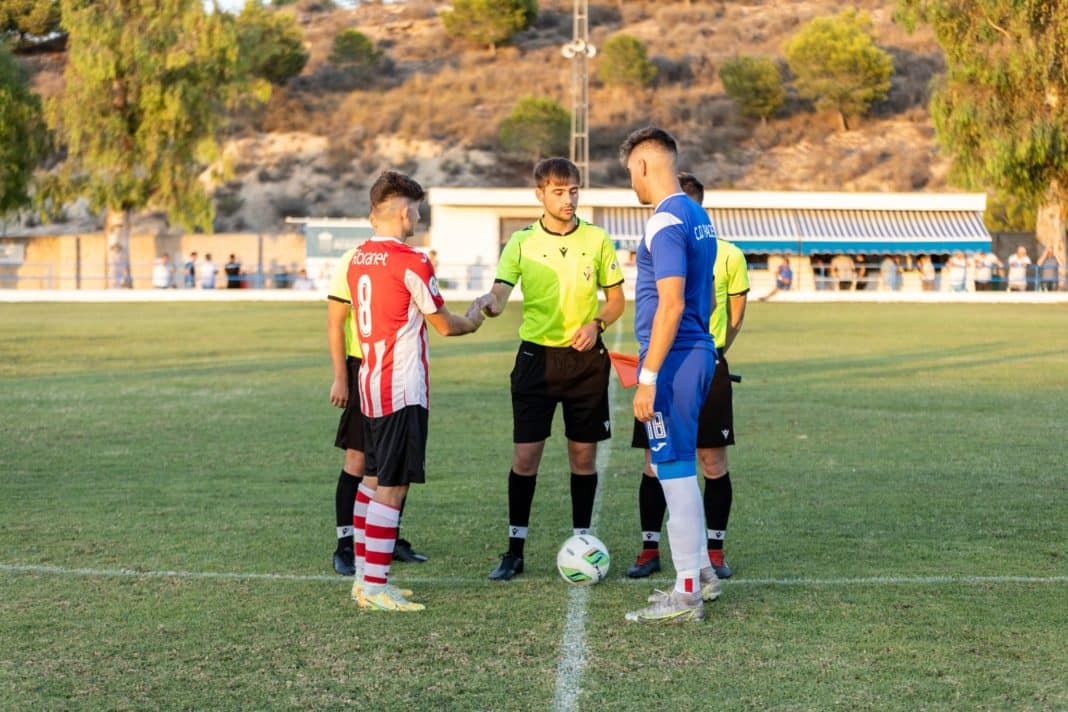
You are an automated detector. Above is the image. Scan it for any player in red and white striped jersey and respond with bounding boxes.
[346,171,484,612]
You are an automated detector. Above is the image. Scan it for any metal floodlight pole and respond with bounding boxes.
[562,0,595,188]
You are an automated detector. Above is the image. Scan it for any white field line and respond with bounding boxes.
[551,327,623,712]
[2,563,1066,588]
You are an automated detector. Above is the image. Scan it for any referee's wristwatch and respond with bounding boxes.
[594,318,606,333]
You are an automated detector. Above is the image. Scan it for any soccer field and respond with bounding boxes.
[1,301,1066,710]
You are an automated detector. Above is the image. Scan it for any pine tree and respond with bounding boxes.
[719,56,785,125]
[596,34,657,89]
[498,96,570,161]
[441,0,537,55]
[784,9,893,131]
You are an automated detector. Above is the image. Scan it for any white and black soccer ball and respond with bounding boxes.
[556,534,610,585]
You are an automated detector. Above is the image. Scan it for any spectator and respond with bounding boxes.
[274,264,291,288]
[854,254,869,290]
[973,251,1002,291]
[945,250,968,292]
[830,254,855,291]
[879,256,900,291]
[224,254,242,289]
[199,253,218,289]
[183,251,198,288]
[775,258,792,290]
[1007,246,1032,292]
[919,255,937,292]
[1038,247,1059,291]
[811,256,831,291]
[293,268,315,290]
[152,253,175,289]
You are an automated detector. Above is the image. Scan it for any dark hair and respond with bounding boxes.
[618,126,678,165]
[677,172,704,204]
[369,171,425,209]
[533,157,581,188]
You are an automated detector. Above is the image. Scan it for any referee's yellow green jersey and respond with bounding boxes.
[496,218,624,348]
[709,238,750,349]
[328,248,363,359]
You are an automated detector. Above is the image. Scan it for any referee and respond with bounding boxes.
[474,157,625,581]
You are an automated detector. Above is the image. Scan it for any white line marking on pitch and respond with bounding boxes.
[3,563,1066,587]
[550,333,622,712]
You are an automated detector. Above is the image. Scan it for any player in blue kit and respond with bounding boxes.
[619,127,721,624]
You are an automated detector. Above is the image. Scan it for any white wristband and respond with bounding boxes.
[638,368,658,386]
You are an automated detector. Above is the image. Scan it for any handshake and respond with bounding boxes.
[464,292,501,323]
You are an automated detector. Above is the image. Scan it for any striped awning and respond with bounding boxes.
[598,207,991,256]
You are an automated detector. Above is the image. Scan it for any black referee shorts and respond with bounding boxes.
[631,354,735,450]
[334,356,365,452]
[510,340,612,444]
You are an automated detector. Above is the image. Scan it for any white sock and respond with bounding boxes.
[660,475,705,595]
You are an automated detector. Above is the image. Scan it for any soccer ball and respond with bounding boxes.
[556,534,610,585]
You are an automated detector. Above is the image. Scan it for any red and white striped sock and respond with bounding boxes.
[353,483,374,576]
[362,500,401,588]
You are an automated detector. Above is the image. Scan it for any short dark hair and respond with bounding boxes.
[369,171,425,209]
[533,157,581,188]
[619,126,678,165]
[677,172,704,204]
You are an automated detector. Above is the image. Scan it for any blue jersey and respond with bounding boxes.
[634,193,718,355]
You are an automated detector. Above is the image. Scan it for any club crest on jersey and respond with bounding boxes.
[429,275,441,297]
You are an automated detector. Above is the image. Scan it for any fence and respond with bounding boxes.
[2,259,1065,296]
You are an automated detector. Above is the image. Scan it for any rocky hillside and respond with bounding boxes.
[20,0,949,234]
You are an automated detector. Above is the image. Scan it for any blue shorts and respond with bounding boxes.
[641,345,717,467]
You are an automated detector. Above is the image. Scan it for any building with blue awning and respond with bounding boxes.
[427,189,992,275]
[598,191,991,256]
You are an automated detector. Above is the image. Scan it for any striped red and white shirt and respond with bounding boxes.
[346,237,444,417]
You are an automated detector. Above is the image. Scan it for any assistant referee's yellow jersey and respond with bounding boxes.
[708,238,750,349]
[328,248,363,359]
[496,218,624,347]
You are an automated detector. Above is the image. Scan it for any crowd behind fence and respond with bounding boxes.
[1,257,1065,294]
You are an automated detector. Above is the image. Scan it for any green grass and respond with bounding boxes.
[1,302,1066,710]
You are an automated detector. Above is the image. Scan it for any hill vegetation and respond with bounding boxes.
[13,0,950,233]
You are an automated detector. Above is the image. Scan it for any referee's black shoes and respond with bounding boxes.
[333,548,355,576]
[488,552,524,580]
[392,538,428,563]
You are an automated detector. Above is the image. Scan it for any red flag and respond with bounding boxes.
[608,351,640,389]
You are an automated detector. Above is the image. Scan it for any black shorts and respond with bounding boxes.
[511,340,612,444]
[334,357,366,452]
[363,405,429,487]
[631,354,735,450]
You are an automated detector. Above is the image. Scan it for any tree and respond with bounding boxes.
[784,9,893,131]
[498,95,569,160]
[0,45,50,216]
[1,0,61,46]
[329,29,381,68]
[47,0,269,255]
[234,1,308,85]
[897,0,1068,266]
[596,34,657,89]
[441,0,537,55]
[719,55,785,124]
